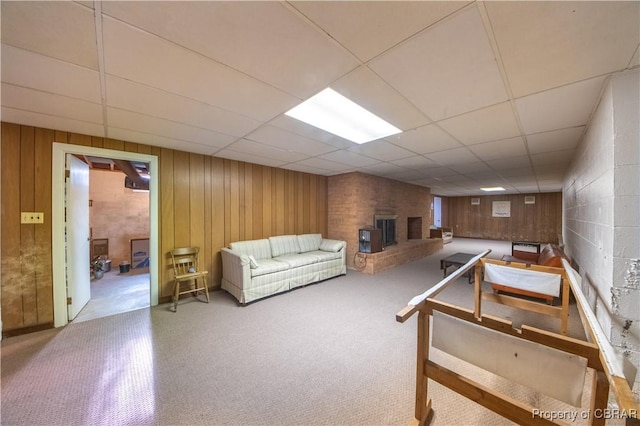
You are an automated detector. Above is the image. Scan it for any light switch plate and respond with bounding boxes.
[21,212,44,224]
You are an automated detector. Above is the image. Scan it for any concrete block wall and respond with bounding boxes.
[563,69,640,400]
[327,172,431,269]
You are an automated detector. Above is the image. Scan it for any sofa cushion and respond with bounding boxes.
[273,253,319,268]
[297,234,322,253]
[250,259,290,277]
[306,250,343,262]
[229,239,272,260]
[319,239,345,252]
[269,235,300,257]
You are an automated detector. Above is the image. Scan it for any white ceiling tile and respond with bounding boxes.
[319,151,380,168]
[370,6,508,121]
[269,115,353,149]
[426,147,480,166]
[290,1,467,62]
[107,108,236,149]
[526,127,584,154]
[102,1,359,98]
[420,167,460,178]
[1,107,104,137]
[438,102,520,145]
[469,137,527,161]
[516,76,608,134]
[331,66,430,131]
[2,83,102,124]
[630,46,640,68]
[450,162,492,175]
[106,76,261,137]
[281,163,334,175]
[1,1,98,69]
[361,162,407,175]
[486,1,640,97]
[292,157,355,173]
[109,127,219,156]
[348,140,415,161]
[245,125,336,156]
[531,150,576,167]
[391,156,438,169]
[388,124,462,154]
[498,167,536,178]
[213,149,286,168]
[486,156,532,170]
[385,169,433,181]
[220,139,309,163]
[102,16,298,121]
[1,45,101,102]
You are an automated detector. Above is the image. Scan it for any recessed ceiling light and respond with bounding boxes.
[481,187,505,192]
[285,88,402,144]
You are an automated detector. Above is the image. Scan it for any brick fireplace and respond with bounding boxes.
[327,172,435,270]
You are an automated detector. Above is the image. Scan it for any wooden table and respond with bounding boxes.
[440,252,476,283]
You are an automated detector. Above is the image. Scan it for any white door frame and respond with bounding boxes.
[52,143,159,328]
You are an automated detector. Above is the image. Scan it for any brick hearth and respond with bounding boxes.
[354,239,442,275]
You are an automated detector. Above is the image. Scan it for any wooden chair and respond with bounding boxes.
[170,247,209,312]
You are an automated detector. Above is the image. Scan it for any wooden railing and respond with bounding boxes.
[396,252,639,426]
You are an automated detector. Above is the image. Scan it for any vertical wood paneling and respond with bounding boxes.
[252,164,263,238]
[91,136,104,148]
[244,163,252,241]
[1,122,330,332]
[275,169,285,235]
[103,138,124,151]
[173,151,191,248]
[262,167,272,238]
[34,128,53,323]
[54,130,68,143]
[229,160,240,244]
[69,133,91,146]
[446,193,562,243]
[189,153,205,257]
[238,162,245,242]
[20,126,38,326]
[160,148,175,298]
[2,123,24,328]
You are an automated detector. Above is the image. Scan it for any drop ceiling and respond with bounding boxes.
[2,1,639,196]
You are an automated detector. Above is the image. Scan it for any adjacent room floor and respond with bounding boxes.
[73,268,150,323]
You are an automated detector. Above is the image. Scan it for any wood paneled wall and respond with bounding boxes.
[1,122,328,333]
[445,193,562,243]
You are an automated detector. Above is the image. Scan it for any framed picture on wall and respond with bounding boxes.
[492,201,511,217]
[471,197,480,205]
[524,196,536,204]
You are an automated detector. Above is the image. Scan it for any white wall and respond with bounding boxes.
[563,68,640,400]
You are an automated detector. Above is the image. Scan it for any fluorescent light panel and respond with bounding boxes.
[481,187,505,192]
[285,88,402,144]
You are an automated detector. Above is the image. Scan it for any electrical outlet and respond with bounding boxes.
[21,212,44,224]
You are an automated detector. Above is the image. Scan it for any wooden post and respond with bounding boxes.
[474,262,483,319]
[415,310,432,424]
[560,274,570,335]
[589,370,609,426]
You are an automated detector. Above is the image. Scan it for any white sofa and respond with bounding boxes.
[221,234,346,304]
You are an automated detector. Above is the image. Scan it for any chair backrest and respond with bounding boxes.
[171,247,201,276]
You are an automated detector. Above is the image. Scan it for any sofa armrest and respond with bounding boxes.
[221,248,252,289]
[319,239,347,266]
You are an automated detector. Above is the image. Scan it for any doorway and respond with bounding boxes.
[52,143,159,328]
[74,158,151,323]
